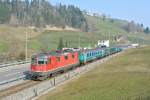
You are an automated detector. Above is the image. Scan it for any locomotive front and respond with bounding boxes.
[31,54,49,80]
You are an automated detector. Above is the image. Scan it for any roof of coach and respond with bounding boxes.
[79,47,107,53]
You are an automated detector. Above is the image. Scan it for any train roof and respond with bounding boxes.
[79,46,122,53]
[79,47,108,53]
[32,50,76,58]
[31,46,122,58]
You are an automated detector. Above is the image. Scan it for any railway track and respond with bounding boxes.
[0,60,94,99]
[0,69,73,99]
[0,81,40,98]
[0,51,124,99]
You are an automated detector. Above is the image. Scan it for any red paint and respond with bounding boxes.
[31,52,79,73]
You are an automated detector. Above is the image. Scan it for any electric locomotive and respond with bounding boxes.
[31,51,79,80]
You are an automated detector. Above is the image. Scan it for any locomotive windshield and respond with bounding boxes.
[37,56,48,65]
[31,58,37,65]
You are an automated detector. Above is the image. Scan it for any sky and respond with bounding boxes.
[49,0,150,27]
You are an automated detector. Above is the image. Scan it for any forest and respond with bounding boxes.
[0,0,89,32]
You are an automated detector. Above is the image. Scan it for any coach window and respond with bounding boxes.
[87,53,89,57]
[65,55,68,60]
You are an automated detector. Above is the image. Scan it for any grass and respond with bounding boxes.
[0,24,41,59]
[29,16,150,53]
[0,40,8,52]
[39,46,150,100]
[0,15,150,60]
[29,30,104,51]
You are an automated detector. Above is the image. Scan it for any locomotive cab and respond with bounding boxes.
[31,54,49,80]
[31,56,48,71]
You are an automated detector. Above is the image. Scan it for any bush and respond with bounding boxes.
[17,52,26,60]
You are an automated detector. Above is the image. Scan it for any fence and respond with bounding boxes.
[0,60,30,68]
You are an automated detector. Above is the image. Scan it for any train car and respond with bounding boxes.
[109,47,119,54]
[79,47,122,64]
[117,47,123,52]
[31,51,80,80]
[104,47,122,56]
[79,48,106,64]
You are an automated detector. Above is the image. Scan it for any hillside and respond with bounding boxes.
[86,15,150,45]
[0,0,150,62]
[39,46,150,100]
[0,15,150,62]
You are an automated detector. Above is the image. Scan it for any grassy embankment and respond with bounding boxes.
[39,46,150,100]
[0,15,150,60]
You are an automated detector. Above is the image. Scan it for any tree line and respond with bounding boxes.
[0,0,89,32]
[123,21,150,34]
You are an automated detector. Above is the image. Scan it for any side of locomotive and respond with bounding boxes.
[31,51,80,80]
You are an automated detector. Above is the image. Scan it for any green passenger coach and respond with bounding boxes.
[78,47,122,64]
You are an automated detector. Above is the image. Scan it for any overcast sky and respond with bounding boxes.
[49,0,150,27]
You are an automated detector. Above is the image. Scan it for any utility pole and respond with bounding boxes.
[108,31,110,58]
[25,26,28,61]
[24,11,28,61]
[78,32,80,48]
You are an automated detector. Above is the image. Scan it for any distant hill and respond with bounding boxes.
[85,15,150,45]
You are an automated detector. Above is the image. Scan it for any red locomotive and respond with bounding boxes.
[31,51,79,80]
